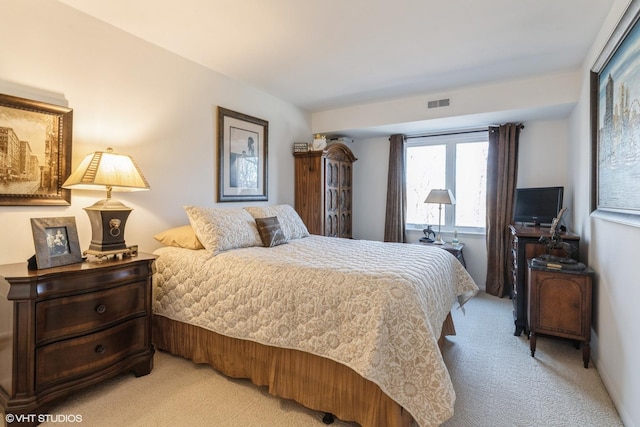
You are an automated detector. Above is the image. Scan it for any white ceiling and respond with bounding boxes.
[58,0,614,114]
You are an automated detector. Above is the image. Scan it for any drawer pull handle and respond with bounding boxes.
[96,304,107,314]
[95,345,105,354]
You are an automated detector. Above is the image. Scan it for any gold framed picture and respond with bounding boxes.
[0,94,73,206]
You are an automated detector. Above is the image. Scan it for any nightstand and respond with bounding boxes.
[527,261,594,368]
[418,241,466,268]
[0,253,156,423]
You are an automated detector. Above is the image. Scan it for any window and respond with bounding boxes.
[406,131,488,233]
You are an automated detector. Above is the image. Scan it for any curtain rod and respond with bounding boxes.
[404,124,524,140]
[404,128,488,140]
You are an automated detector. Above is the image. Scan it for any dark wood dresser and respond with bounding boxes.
[0,253,156,424]
[294,143,357,238]
[509,225,579,336]
[527,262,594,368]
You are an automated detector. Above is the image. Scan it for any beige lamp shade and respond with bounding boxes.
[62,147,150,197]
[62,147,150,258]
[424,189,456,205]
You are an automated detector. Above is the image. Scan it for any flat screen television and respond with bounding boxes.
[513,186,564,226]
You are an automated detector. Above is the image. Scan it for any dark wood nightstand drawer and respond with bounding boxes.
[36,316,147,389]
[36,263,153,299]
[36,281,147,344]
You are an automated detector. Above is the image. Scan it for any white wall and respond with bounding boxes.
[312,71,580,137]
[517,119,575,230]
[570,1,639,425]
[517,120,570,189]
[0,0,311,265]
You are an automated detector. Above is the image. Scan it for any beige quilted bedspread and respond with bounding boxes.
[153,236,478,427]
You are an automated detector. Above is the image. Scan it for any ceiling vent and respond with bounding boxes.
[427,98,450,109]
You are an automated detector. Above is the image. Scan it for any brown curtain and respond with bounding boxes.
[384,134,407,242]
[485,124,521,297]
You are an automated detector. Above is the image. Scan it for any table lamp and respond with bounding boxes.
[424,189,456,245]
[62,147,150,258]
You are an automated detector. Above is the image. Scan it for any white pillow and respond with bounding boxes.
[244,204,310,240]
[184,206,262,254]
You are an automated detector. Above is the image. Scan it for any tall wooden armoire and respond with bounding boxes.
[294,143,357,238]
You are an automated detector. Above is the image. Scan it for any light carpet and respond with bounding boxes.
[6,291,620,427]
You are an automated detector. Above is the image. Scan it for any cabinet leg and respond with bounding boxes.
[582,342,590,369]
[530,333,537,357]
[132,351,154,377]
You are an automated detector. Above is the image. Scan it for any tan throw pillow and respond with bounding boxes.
[255,217,288,247]
[184,206,262,254]
[153,225,204,250]
[244,204,310,240]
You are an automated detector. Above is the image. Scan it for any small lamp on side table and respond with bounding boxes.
[424,189,456,245]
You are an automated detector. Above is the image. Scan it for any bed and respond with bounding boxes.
[151,205,478,427]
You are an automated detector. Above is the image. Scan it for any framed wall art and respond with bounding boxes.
[30,217,83,269]
[217,107,268,202]
[0,93,73,206]
[591,0,640,227]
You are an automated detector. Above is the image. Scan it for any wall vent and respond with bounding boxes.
[427,98,450,109]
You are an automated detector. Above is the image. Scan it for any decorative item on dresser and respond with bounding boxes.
[311,134,327,151]
[292,142,309,153]
[508,224,580,336]
[527,261,595,368]
[29,217,83,269]
[294,142,356,238]
[0,253,156,425]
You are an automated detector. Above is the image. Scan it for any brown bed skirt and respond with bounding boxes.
[152,313,455,427]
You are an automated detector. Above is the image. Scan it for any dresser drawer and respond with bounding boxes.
[36,316,147,389]
[36,281,147,344]
[35,262,153,298]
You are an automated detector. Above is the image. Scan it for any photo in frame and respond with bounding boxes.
[30,217,83,269]
[0,93,73,206]
[217,107,268,202]
[591,0,640,227]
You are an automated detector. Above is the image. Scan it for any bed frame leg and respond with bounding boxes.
[322,413,335,424]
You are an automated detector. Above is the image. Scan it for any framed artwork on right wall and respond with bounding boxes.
[590,0,640,227]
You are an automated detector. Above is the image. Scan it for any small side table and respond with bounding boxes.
[418,241,466,268]
[527,261,594,368]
